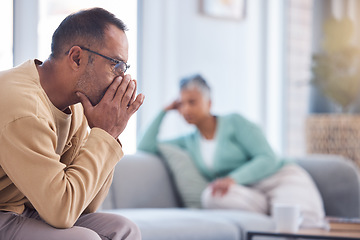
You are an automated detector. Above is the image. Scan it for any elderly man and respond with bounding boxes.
[0,7,144,240]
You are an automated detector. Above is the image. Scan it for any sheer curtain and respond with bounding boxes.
[0,0,13,71]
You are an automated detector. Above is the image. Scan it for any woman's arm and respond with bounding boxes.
[137,110,167,153]
[228,115,282,184]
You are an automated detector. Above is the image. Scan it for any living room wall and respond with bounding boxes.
[137,0,286,153]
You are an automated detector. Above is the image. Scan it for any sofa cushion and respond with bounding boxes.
[296,154,360,217]
[103,152,179,209]
[158,144,208,208]
[103,208,274,240]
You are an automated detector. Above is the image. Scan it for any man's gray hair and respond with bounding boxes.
[179,74,211,100]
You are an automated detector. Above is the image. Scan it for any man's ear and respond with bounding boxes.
[67,46,83,70]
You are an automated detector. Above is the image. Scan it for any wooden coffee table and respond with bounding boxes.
[247,228,360,240]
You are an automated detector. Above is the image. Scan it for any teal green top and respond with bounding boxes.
[137,111,287,185]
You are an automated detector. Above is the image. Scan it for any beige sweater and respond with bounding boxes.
[0,60,123,228]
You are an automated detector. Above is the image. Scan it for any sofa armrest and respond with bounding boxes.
[295,154,360,218]
[102,152,180,209]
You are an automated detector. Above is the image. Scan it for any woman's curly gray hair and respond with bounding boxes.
[179,74,211,100]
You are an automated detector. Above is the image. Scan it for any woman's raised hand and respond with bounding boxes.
[164,99,181,111]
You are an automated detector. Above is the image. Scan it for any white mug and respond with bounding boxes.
[272,204,302,232]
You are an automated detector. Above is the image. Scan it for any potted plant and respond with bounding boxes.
[306,17,360,167]
[311,17,360,113]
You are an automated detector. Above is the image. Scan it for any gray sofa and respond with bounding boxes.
[101,152,360,240]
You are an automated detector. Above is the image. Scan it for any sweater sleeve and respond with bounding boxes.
[0,116,122,229]
[137,110,190,153]
[83,169,114,214]
[228,115,282,184]
[137,110,167,153]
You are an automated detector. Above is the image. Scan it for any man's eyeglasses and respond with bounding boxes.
[80,46,130,75]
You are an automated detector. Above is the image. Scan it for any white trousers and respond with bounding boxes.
[201,164,325,227]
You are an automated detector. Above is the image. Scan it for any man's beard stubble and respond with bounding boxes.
[76,68,105,106]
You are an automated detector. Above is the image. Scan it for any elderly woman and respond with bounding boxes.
[137,74,324,227]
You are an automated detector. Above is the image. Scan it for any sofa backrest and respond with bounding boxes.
[296,154,360,218]
[101,152,180,209]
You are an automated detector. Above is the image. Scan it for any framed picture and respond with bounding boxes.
[199,0,246,21]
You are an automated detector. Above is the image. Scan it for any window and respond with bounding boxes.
[38,0,138,154]
[0,0,13,70]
